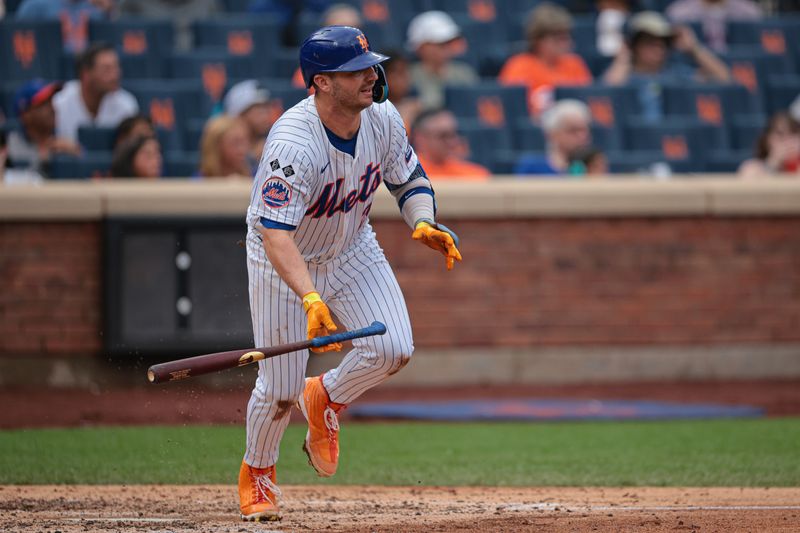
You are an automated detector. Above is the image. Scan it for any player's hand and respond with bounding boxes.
[412,220,462,271]
[302,291,342,353]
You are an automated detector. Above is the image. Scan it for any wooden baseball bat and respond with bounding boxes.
[146,321,387,384]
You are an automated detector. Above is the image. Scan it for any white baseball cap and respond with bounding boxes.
[406,11,461,50]
[224,80,271,117]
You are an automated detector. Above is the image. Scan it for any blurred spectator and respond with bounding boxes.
[499,3,592,117]
[411,108,490,181]
[790,94,800,123]
[567,146,609,176]
[406,11,478,110]
[110,134,162,178]
[515,99,592,176]
[223,80,276,166]
[291,4,364,88]
[118,0,220,50]
[114,114,155,149]
[383,50,422,131]
[596,0,633,57]
[603,12,730,121]
[54,42,139,144]
[15,0,114,53]
[667,0,762,53]
[198,115,251,178]
[7,80,81,177]
[738,111,800,178]
[1,129,44,184]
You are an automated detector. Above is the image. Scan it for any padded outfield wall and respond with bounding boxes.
[1,178,799,386]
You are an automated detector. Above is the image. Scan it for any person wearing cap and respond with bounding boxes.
[224,80,277,166]
[407,10,478,110]
[6,79,82,178]
[603,11,730,121]
[53,42,139,145]
[499,2,592,115]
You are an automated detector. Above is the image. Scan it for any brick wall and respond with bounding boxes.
[375,217,800,348]
[0,222,102,356]
[1,217,799,357]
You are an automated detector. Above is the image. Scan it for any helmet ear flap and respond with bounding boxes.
[372,64,389,103]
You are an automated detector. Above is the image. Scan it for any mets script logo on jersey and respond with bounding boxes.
[306,163,381,219]
[262,177,291,209]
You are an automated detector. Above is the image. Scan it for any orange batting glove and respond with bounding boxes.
[302,291,342,353]
[412,219,462,271]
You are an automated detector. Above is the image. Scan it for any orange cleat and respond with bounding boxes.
[238,460,281,522]
[298,375,345,477]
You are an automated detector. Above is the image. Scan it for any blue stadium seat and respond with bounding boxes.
[723,46,795,96]
[662,83,762,127]
[764,75,800,116]
[726,18,800,68]
[454,119,511,170]
[729,114,766,152]
[570,15,597,56]
[183,118,208,154]
[127,80,210,136]
[451,14,508,69]
[624,117,729,171]
[340,0,421,29]
[192,16,281,69]
[436,0,502,25]
[444,83,527,128]
[0,20,63,81]
[50,153,112,179]
[512,120,546,152]
[78,126,116,152]
[297,10,400,52]
[704,149,752,173]
[554,85,638,131]
[89,18,173,79]
[605,150,694,175]
[222,0,251,12]
[163,151,200,178]
[273,47,300,79]
[169,50,258,107]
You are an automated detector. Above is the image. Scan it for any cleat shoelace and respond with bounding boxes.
[253,472,282,506]
[323,406,340,458]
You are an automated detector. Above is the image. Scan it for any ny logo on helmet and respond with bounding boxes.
[357,33,369,52]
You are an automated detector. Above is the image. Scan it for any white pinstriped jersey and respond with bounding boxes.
[246,96,418,263]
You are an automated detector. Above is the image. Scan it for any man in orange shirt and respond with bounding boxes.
[411,109,490,181]
[499,2,592,116]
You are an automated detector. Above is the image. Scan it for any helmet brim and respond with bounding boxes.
[320,50,389,74]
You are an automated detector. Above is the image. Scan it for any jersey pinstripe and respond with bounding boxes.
[243,96,418,469]
[246,96,418,263]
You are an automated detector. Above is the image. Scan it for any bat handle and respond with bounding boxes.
[309,321,387,348]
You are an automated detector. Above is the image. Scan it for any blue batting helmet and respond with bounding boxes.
[299,26,390,102]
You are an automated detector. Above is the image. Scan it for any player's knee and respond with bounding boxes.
[378,335,414,376]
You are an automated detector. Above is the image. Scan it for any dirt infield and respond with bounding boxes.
[1,485,798,532]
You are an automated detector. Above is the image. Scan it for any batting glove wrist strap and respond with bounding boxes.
[302,291,323,313]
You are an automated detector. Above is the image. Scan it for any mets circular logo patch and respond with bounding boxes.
[262,177,291,209]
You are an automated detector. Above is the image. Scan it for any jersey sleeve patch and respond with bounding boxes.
[262,177,292,209]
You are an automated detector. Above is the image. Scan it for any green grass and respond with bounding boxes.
[1,419,799,486]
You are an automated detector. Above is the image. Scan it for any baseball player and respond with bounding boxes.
[237,26,462,521]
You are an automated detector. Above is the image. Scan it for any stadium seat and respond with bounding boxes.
[512,120,546,152]
[764,75,800,116]
[258,79,309,111]
[78,126,117,152]
[444,83,527,128]
[451,15,508,69]
[605,150,694,175]
[163,151,200,178]
[458,119,512,170]
[554,85,639,130]
[89,18,173,79]
[222,0,251,12]
[127,80,210,135]
[624,117,729,171]
[297,11,401,52]
[169,50,257,108]
[436,0,501,24]
[340,0,421,28]
[726,18,800,67]
[0,20,63,81]
[570,15,597,56]
[723,46,795,95]
[182,118,208,154]
[192,16,281,64]
[50,153,112,179]
[704,149,752,173]
[661,83,762,127]
[729,115,766,152]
